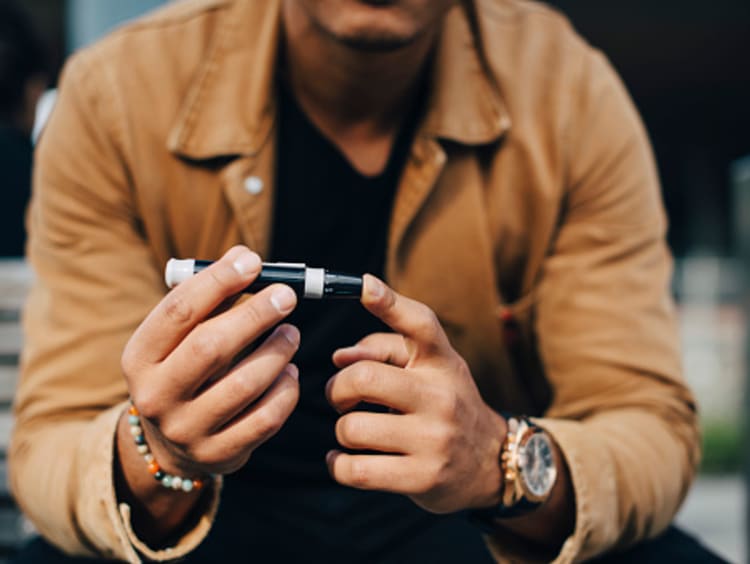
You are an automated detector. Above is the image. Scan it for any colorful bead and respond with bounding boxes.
[127,401,207,494]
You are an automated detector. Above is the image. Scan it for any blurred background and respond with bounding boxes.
[0,0,748,561]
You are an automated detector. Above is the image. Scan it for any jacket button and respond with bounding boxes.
[244,176,263,195]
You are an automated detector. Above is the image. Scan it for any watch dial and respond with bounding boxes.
[522,434,555,497]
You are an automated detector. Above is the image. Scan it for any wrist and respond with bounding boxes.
[126,403,211,492]
[114,408,207,546]
[471,407,508,510]
[469,414,560,531]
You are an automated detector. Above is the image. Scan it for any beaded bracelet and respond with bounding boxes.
[127,403,206,493]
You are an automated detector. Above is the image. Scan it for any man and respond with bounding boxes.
[10,0,703,562]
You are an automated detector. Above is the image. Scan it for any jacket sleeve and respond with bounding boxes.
[487,51,699,563]
[9,50,220,562]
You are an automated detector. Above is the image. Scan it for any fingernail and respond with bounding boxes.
[364,275,385,299]
[270,285,297,314]
[278,325,300,347]
[286,364,299,381]
[232,251,261,276]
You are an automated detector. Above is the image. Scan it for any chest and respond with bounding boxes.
[136,132,557,414]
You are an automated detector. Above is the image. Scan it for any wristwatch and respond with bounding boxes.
[470,416,557,528]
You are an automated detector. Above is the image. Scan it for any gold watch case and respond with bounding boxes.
[500,417,558,507]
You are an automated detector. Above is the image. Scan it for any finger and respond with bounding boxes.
[326,450,423,494]
[332,333,409,369]
[335,412,418,454]
[166,284,298,391]
[326,361,419,414]
[360,275,449,357]
[127,246,263,365]
[189,324,300,429]
[200,365,300,468]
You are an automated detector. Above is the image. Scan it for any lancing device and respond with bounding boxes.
[165,258,363,299]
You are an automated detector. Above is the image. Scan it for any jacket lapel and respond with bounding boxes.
[167,0,282,257]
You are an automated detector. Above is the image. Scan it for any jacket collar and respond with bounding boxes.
[168,0,511,160]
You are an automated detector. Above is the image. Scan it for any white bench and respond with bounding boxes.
[0,259,35,560]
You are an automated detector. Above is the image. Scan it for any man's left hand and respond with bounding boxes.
[326,274,507,514]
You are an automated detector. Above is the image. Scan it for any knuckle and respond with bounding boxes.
[421,459,448,494]
[206,262,237,291]
[432,422,458,453]
[191,445,223,468]
[415,308,440,338]
[192,443,240,471]
[131,387,160,420]
[433,389,460,421]
[159,418,190,449]
[453,356,470,378]
[352,363,377,394]
[120,344,141,379]
[349,459,370,488]
[241,300,267,329]
[253,408,284,439]
[162,293,194,325]
[225,372,256,399]
[336,416,360,447]
[358,333,384,348]
[190,332,222,365]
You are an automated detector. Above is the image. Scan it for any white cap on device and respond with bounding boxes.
[165,258,196,288]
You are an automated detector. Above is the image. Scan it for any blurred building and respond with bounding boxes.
[66,0,167,51]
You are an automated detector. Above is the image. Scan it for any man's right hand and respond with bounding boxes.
[115,246,300,544]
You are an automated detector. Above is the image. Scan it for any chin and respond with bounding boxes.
[297,0,455,51]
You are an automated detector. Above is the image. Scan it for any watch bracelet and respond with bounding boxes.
[468,415,542,529]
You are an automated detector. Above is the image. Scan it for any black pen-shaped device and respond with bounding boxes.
[165,259,363,299]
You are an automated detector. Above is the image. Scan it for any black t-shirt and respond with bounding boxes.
[210,84,493,563]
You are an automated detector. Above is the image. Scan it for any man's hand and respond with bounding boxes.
[326,275,507,514]
[117,246,300,543]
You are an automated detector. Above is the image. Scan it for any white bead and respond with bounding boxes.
[129,425,142,436]
[171,477,183,490]
[244,176,263,195]
[144,453,154,463]
[137,445,149,455]
[182,480,194,492]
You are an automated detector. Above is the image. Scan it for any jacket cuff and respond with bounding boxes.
[77,401,222,563]
[483,417,618,564]
[118,477,222,562]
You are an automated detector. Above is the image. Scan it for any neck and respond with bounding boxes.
[281,4,437,137]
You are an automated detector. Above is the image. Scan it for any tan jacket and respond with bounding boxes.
[10,0,699,562]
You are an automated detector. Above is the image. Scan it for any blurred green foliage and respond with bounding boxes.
[700,419,743,474]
